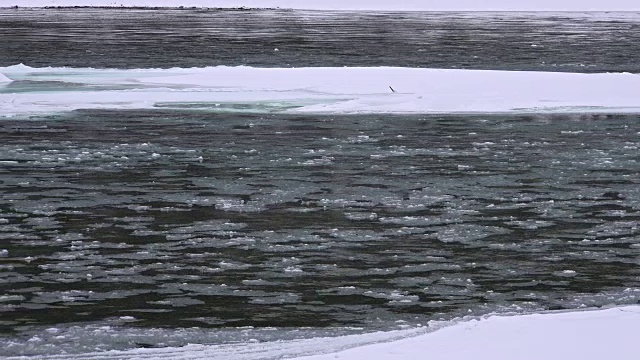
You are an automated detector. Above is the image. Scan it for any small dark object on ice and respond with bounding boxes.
[389,86,396,93]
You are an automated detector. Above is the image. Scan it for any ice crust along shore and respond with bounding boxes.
[5,0,640,11]
[293,306,640,360]
[2,65,640,116]
[6,306,640,360]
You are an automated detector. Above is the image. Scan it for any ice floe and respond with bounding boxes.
[2,65,640,116]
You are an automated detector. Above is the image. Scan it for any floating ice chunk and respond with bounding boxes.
[2,65,640,116]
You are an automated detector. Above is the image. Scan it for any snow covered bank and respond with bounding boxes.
[292,306,640,360]
[7,306,640,359]
[5,0,640,11]
[2,65,640,116]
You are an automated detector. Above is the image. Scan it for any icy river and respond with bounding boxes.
[1,8,640,358]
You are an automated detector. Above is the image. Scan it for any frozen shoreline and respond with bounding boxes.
[7,306,640,360]
[292,306,640,360]
[5,0,640,11]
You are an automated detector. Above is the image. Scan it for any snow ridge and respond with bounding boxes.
[0,72,13,84]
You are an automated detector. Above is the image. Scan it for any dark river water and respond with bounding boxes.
[1,8,640,358]
[2,8,640,72]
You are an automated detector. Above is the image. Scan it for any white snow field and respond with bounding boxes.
[2,65,640,117]
[293,306,640,360]
[5,0,640,11]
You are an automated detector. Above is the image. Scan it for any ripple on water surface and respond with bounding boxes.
[1,111,640,356]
